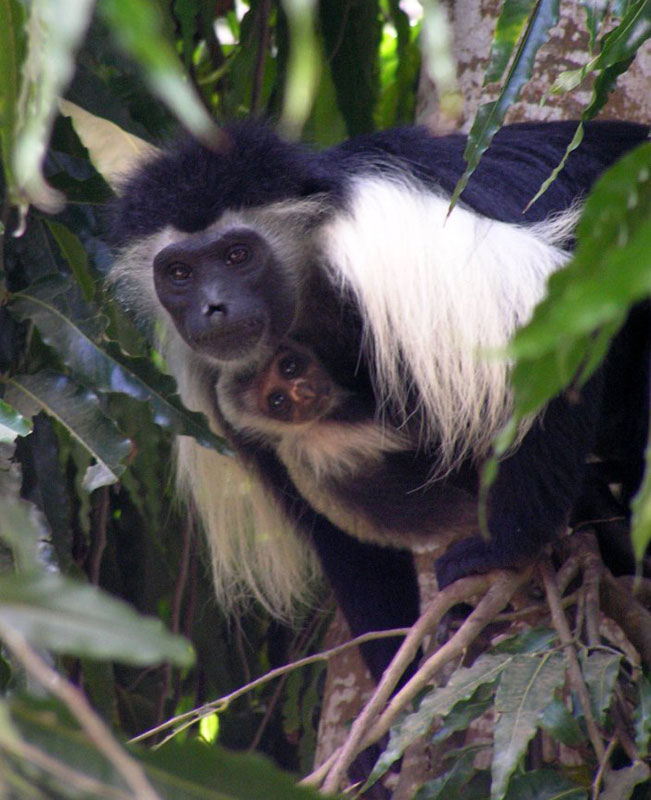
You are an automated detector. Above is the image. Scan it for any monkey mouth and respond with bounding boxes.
[189,318,267,361]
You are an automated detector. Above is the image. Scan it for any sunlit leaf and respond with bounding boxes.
[58,99,157,191]
[0,399,32,443]
[12,0,95,213]
[0,0,25,197]
[279,0,320,136]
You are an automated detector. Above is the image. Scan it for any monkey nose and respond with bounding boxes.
[291,380,317,401]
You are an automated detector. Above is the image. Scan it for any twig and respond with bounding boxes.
[541,560,606,762]
[130,627,411,745]
[0,621,161,800]
[320,569,530,795]
[581,534,603,648]
[591,735,617,800]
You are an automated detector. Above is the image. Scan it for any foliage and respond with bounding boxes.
[0,0,649,798]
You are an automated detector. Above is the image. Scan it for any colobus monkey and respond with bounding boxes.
[109,120,650,682]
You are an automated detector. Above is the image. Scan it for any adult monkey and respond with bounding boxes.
[109,119,650,684]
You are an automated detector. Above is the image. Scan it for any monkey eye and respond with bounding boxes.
[225,245,249,266]
[267,391,290,415]
[167,262,192,283]
[279,354,305,378]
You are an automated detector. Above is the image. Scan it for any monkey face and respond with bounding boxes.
[258,345,334,424]
[153,226,297,362]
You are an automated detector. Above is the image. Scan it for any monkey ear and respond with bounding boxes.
[58,99,159,192]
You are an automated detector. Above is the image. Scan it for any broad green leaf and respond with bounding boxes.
[580,650,621,724]
[279,0,320,136]
[634,674,651,756]
[100,0,217,144]
[0,482,43,573]
[318,0,381,136]
[431,684,493,743]
[0,571,194,666]
[141,740,324,800]
[58,99,156,191]
[372,654,510,780]
[0,0,26,194]
[412,749,478,798]
[538,697,585,747]
[450,0,560,209]
[492,652,565,798]
[510,142,651,415]
[503,769,587,799]
[600,763,651,800]
[13,697,324,800]
[12,0,95,213]
[632,437,651,561]
[483,0,539,84]
[5,371,131,490]
[0,399,32,443]
[45,220,96,301]
[9,276,226,451]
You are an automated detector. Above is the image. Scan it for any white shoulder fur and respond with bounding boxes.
[320,174,576,473]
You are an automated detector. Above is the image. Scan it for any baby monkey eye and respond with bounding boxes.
[225,245,249,266]
[278,354,305,378]
[267,391,290,414]
[167,262,192,282]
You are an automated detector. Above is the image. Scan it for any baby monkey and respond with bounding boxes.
[257,344,335,424]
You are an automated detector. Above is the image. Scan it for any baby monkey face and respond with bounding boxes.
[258,345,334,424]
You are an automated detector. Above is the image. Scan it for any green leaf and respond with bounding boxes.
[634,673,651,756]
[0,481,43,573]
[503,769,587,799]
[318,0,381,136]
[538,697,586,747]
[580,650,621,724]
[450,0,560,209]
[142,739,324,800]
[9,275,226,451]
[0,572,194,666]
[12,0,96,213]
[509,142,651,417]
[0,399,32,443]
[632,433,651,562]
[372,654,510,780]
[279,0,321,136]
[531,0,650,207]
[414,749,478,798]
[0,0,26,193]
[45,220,95,302]
[483,0,539,84]
[12,696,325,800]
[492,652,565,798]
[99,0,216,144]
[5,371,131,490]
[600,763,651,800]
